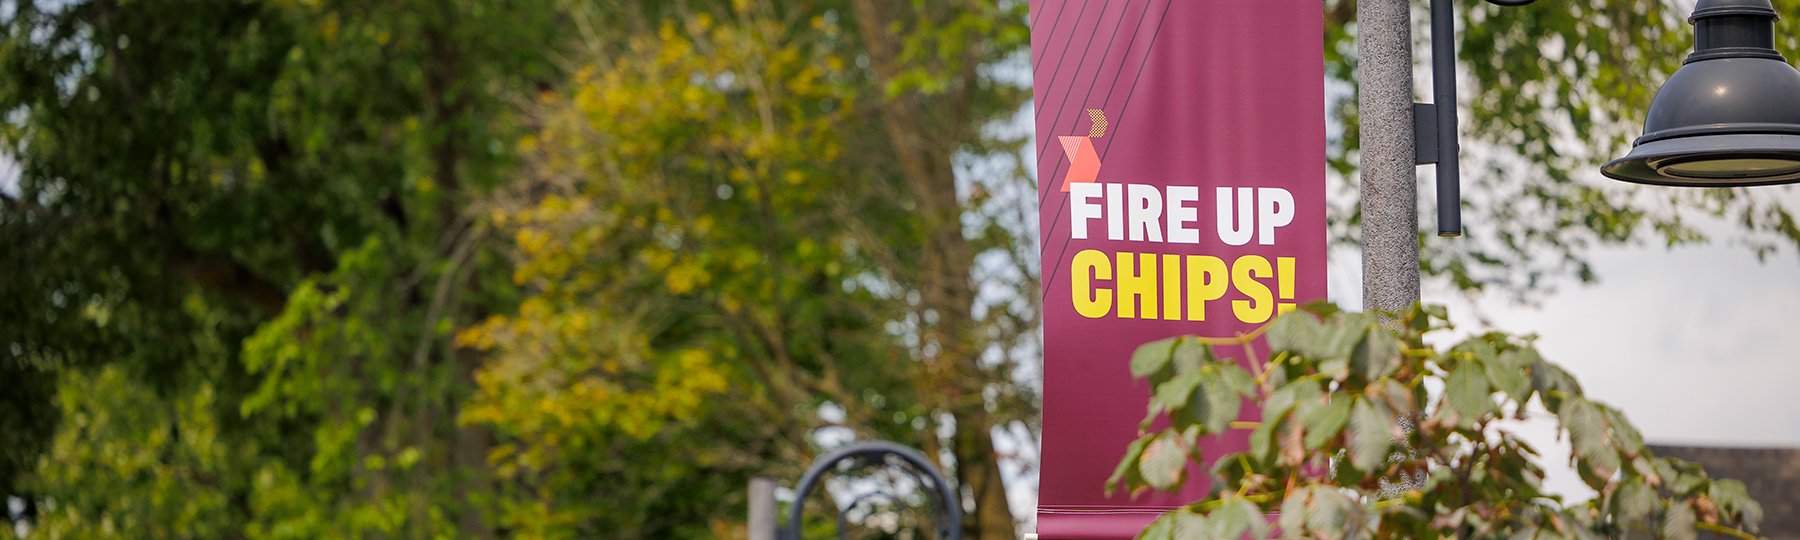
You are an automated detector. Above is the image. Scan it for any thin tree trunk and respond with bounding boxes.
[955,412,1017,539]
[454,348,498,539]
[847,1,1020,536]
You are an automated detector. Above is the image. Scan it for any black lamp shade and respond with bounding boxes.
[1602,0,1800,187]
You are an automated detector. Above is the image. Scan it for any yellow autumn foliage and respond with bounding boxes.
[456,9,864,534]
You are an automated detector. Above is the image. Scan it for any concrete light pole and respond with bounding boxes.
[1359,0,1538,312]
[1357,0,1421,316]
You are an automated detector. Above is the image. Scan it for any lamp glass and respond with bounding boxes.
[1652,155,1800,180]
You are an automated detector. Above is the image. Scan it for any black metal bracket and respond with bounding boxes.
[1416,0,1537,238]
[1413,103,1440,165]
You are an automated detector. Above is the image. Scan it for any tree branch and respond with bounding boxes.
[167,243,288,315]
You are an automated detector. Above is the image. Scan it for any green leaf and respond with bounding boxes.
[1208,453,1252,498]
[1131,337,1181,380]
[1631,455,1665,487]
[1278,418,1307,466]
[1194,371,1245,433]
[1600,406,1646,454]
[1559,398,1603,455]
[1277,489,1309,537]
[1238,496,1271,539]
[1318,356,1351,381]
[1170,337,1211,375]
[1378,379,1417,417]
[1149,371,1204,425]
[1305,487,1355,536]
[1169,510,1210,539]
[1484,351,1531,408]
[1217,362,1256,399]
[1710,479,1764,528]
[1709,476,1751,506]
[1301,396,1351,450]
[1274,378,1332,415]
[1320,312,1375,360]
[1663,501,1697,540]
[1408,304,1447,334]
[1529,357,1585,408]
[1265,378,1321,423]
[1160,363,1249,433]
[1561,398,1620,482]
[1139,429,1191,491]
[1613,478,1656,522]
[1107,435,1151,494]
[1665,458,1709,495]
[1457,337,1502,365]
[1249,411,1282,462]
[1350,327,1401,382]
[1137,511,1178,540]
[1348,398,1397,474]
[1267,312,1325,356]
[1445,361,1496,423]
[1211,497,1265,539]
[1272,380,1324,464]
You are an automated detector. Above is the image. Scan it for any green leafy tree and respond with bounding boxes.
[1111,305,1764,539]
[457,1,1039,536]
[2,0,1038,536]
[454,6,903,535]
[1,0,557,536]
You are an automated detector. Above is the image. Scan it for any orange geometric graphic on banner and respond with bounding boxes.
[1057,109,1108,192]
[1057,136,1101,192]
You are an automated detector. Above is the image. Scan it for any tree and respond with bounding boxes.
[3,0,1041,536]
[456,1,1039,536]
[1,0,557,536]
[1110,305,1764,539]
[453,5,912,535]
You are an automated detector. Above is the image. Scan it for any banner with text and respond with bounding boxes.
[1031,0,1326,537]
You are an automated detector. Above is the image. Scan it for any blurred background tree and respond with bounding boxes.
[0,0,560,536]
[457,2,1037,536]
[2,0,1798,538]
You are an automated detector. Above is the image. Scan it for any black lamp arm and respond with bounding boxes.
[1419,0,1536,238]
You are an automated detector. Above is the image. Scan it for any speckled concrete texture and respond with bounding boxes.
[1357,0,1421,318]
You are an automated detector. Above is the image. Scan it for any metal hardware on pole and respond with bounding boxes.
[1428,0,1463,238]
[1416,0,1538,237]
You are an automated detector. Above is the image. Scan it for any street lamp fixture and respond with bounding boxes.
[1603,0,1800,187]
[1418,0,1538,238]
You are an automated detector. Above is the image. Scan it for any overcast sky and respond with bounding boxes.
[1456,228,1800,449]
[1328,186,1800,499]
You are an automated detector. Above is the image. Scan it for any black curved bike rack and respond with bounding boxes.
[781,441,963,540]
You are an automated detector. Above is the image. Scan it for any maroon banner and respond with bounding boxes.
[1031,0,1326,537]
